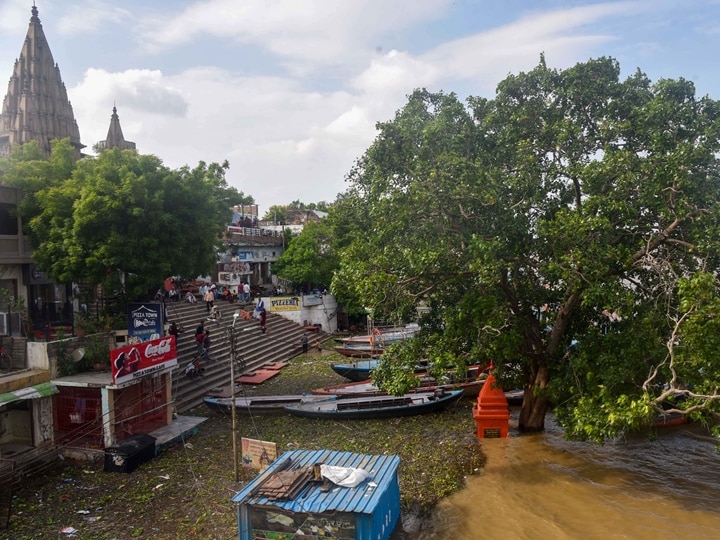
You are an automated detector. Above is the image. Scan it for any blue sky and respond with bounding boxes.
[0,0,718,213]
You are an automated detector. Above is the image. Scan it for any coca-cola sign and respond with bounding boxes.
[111,335,177,385]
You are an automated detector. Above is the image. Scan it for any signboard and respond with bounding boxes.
[268,296,301,312]
[241,437,277,471]
[302,294,324,307]
[111,336,177,385]
[127,302,164,342]
[26,263,54,285]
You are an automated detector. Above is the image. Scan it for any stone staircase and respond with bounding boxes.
[164,300,328,413]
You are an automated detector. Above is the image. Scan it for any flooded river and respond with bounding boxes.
[406,412,720,539]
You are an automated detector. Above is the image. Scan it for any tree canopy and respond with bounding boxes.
[273,219,337,291]
[261,201,331,222]
[332,56,720,440]
[0,140,249,298]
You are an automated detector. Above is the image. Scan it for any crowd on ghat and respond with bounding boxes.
[161,278,254,305]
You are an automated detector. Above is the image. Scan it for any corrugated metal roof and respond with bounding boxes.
[0,382,58,405]
[232,449,400,515]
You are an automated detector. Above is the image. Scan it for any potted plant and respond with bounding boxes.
[84,335,110,372]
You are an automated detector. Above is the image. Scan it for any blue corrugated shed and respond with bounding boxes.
[233,449,401,540]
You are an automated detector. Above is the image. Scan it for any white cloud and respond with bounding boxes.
[56,2,132,35]
[420,2,645,92]
[69,65,369,207]
[0,1,32,35]
[352,50,438,95]
[137,0,452,68]
[71,68,188,119]
[65,1,657,211]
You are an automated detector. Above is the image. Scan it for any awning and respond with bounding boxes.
[0,382,59,406]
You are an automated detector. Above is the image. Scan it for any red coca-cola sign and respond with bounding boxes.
[111,336,178,385]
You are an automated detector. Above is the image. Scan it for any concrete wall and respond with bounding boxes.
[27,332,115,377]
[262,293,338,333]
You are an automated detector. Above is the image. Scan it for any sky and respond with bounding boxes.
[0,0,719,215]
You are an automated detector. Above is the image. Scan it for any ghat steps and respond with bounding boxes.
[164,300,328,413]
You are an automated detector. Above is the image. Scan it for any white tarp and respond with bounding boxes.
[319,464,371,488]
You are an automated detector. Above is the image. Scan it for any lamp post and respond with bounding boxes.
[230,311,240,482]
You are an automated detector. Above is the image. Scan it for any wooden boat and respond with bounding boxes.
[203,394,336,415]
[330,359,433,382]
[504,389,524,406]
[284,389,464,420]
[330,360,379,381]
[315,365,487,398]
[334,324,420,358]
[333,344,383,359]
[338,323,419,346]
[653,411,688,428]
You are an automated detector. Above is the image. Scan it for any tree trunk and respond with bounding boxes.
[518,364,551,432]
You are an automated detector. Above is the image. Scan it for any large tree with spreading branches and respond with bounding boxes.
[332,56,720,440]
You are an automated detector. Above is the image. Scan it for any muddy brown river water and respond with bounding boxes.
[402,411,720,539]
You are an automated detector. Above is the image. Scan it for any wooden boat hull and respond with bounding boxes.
[653,412,687,427]
[315,366,487,398]
[504,389,524,406]
[333,345,383,359]
[284,389,464,420]
[330,359,433,382]
[330,360,379,381]
[203,394,336,415]
[338,325,419,345]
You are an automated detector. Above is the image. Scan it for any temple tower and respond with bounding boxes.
[97,106,136,151]
[0,5,84,159]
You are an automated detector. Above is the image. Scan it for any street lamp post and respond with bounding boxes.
[230,311,240,482]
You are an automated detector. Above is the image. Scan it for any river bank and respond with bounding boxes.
[2,351,485,539]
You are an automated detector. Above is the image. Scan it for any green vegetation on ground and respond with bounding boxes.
[3,351,484,539]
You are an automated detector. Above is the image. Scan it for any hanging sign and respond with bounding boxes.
[111,336,177,385]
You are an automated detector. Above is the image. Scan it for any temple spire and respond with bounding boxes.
[0,5,84,159]
[98,105,136,151]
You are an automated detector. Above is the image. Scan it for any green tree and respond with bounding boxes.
[262,204,287,223]
[273,220,337,290]
[334,57,720,439]
[1,141,247,298]
[262,201,330,222]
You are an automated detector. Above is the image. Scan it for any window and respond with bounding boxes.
[0,203,18,235]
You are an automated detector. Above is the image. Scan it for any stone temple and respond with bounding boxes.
[0,5,84,159]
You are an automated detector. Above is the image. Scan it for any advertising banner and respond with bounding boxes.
[111,336,177,385]
[127,302,164,342]
[268,296,301,312]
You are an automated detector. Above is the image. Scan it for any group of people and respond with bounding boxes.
[238,282,251,303]
[168,280,256,306]
[181,321,212,378]
[161,278,265,307]
[177,309,323,378]
[300,332,322,354]
[194,321,212,360]
[173,288,312,379]
[183,321,210,378]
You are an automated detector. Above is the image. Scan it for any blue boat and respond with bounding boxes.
[331,359,431,382]
[330,360,379,381]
